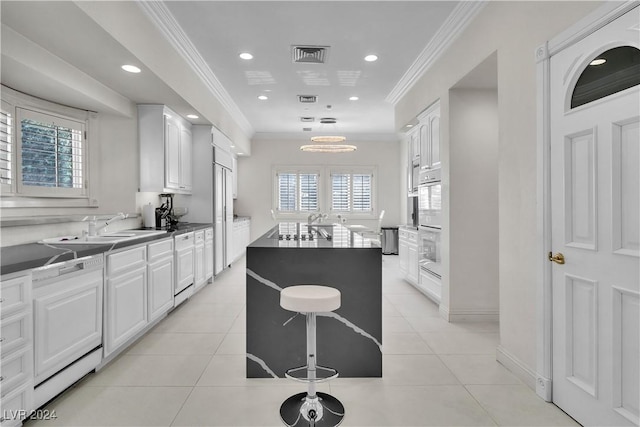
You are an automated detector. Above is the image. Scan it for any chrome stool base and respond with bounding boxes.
[280,392,345,427]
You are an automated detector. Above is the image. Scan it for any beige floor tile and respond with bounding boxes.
[419,331,500,355]
[384,293,440,317]
[383,354,459,385]
[229,313,246,333]
[439,355,522,385]
[171,300,245,317]
[216,333,246,354]
[82,354,211,387]
[27,386,191,426]
[126,332,225,355]
[383,315,416,333]
[405,315,498,334]
[197,354,248,386]
[331,383,496,426]
[151,313,237,334]
[382,332,433,354]
[466,385,580,426]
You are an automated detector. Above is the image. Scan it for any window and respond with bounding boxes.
[18,108,85,195]
[1,86,93,204]
[331,171,373,213]
[276,170,319,213]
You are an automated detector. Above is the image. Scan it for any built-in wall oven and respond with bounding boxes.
[418,227,442,303]
[418,168,441,229]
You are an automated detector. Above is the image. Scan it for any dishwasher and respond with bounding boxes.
[31,254,104,408]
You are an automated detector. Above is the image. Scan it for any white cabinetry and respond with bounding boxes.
[175,232,195,305]
[418,100,441,171]
[194,230,206,290]
[398,227,419,285]
[138,104,192,194]
[147,239,174,322]
[232,218,251,262]
[204,228,214,281]
[0,273,33,427]
[105,246,148,357]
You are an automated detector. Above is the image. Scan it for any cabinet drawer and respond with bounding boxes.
[0,381,33,425]
[0,312,30,357]
[205,228,213,240]
[1,275,31,319]
[194,230,204,244]
[107,246,147,276]
[148,238,174,262]
[175,232,194,250]
[1,346,32,395]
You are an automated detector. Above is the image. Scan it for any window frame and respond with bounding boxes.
[1,86,98,208]
[329,167,376,217]
[273,167,322,217]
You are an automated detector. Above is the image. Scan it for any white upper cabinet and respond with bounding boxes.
[139,105,192,194]
[418,100,441,170]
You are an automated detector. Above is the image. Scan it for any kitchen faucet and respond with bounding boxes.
[307,213,328,224]
[85,212,127,236]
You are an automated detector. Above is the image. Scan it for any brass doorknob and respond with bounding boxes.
[548,252,565,265]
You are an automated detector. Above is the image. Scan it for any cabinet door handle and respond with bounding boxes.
[0,376,4,382]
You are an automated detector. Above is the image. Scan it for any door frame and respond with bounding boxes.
[535,1,639,403]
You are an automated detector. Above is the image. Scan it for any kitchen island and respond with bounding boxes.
[246,222,382,378]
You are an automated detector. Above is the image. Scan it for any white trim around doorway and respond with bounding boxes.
[535,0,639,403]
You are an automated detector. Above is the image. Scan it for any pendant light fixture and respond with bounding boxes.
[300,117,356,152]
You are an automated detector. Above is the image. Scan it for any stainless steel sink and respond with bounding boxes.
[40,229,168,245]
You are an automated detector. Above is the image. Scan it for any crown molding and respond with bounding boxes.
[137,1,254,137]
[385,0,487,105]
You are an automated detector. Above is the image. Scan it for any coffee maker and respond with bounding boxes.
[155,193,178,229]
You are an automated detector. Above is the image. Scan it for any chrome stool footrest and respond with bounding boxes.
[285,365,339,383]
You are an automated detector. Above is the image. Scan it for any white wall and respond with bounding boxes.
[447,88,499,320]
[395,1,601,385]
[234,138,401,241]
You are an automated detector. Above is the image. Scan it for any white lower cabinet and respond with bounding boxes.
[104,246,148,357]
[0,273,33,427]
[232,219,251,262]
[147,239,174,322]
[204,228,214,281]
[399,228,419,285]
[193,230,206,290]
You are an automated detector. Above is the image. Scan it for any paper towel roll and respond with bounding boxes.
[143,203,155,228]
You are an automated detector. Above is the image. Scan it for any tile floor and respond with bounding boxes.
[27,255,579,427]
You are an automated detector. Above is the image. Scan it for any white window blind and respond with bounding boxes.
[277,171,319,213]
[0,105,13,189]
[17,108,86,196]
[331,171,373,212]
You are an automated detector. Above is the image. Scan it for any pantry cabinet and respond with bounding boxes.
[138,104,192,194]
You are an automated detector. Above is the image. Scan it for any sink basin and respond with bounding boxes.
[40,229,168,245]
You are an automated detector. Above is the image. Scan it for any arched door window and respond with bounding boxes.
[571,46,640,108]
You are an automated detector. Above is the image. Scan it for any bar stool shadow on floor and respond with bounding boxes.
[279,285,345,427]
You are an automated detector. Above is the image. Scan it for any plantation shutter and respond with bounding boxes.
[299,173,319,211]
[0,103,13,190]
[331,173,350,211]
[278,172,297,211]
[352,173,372,211]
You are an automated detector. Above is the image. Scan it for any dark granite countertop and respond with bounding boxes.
[249,222,380,249]
[1,222,213,276]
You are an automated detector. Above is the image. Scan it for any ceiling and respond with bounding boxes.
[1,1,463,149]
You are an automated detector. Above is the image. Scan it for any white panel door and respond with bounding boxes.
[550,8,639,426]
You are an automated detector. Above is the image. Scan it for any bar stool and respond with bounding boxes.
[280,285,345,427]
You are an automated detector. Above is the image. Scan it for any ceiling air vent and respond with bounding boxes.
[320,117,337,124]
[300,117,315,123]
[298,95,318,104]
[303,127,312,132]
[292,45,329,64]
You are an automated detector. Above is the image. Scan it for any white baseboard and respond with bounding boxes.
[496,345,537,390]
[440,307,499,322]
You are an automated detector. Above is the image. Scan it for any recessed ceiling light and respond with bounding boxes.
[258,95,268,100]
[121,64,141,73]
[239,52,253,60]
[364,54,378,62]
[589,58,606,66]
[406,124,414,128]
[186,114,199,119]
[349,96,359,101]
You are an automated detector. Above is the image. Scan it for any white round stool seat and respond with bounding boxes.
[280,285,341,313]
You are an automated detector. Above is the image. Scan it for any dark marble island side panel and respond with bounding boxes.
[246,246,382,378]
